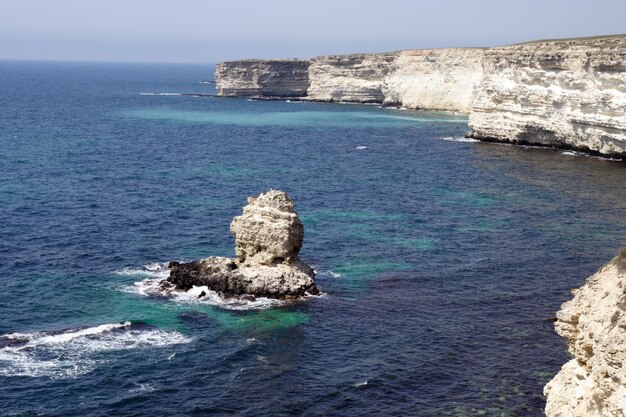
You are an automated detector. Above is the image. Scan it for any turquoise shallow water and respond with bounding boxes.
[0,60,625,416]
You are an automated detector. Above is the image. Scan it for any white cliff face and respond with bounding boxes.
[383,49,484,112]
[216,50,484,111]
[544,249,626,417]
[215,59,310,98]
[215,35,626,158]
[468,37,626,157]
[306,53,396,103]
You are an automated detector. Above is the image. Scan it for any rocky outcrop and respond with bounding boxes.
[215,60,310,98]
[162,190,318,299]
[544,247,626,417]
[467,36,626,158]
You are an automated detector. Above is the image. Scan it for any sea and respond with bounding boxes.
[0,60,625,417]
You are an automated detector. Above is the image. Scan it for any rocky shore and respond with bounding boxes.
[215,35,626,158]
[544,248,626,416]
[160,190,319,300]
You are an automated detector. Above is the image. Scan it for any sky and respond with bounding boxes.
[0,0,625,63]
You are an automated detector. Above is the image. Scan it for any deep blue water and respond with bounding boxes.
[1,60,625,417]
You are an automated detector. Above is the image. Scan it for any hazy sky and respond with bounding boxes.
[1,0,625,63]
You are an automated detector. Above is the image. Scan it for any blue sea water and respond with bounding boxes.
[0,60,625,417]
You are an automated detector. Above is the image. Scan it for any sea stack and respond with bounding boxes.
[544,248,626,417]
[162,190,318,299]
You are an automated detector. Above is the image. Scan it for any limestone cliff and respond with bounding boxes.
[306,53,396,103]
[214,35,626,158]
[544,248,626,417]
[468,37,626,157]
[215,59,310,98]
[215,49,484,111]
[383,49,484,112]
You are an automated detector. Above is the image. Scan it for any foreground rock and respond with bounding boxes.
[544,247,626,417]
[162,190,319,300]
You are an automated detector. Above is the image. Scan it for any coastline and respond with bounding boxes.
[214,34,626,160]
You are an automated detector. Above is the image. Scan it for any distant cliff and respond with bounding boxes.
[214,35,626,158]
[216,60,310,98]
[544,248,626,417]
[215,49,484,112]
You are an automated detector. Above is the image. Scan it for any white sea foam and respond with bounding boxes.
[355,145,368,150]
[560,150,622,161]
[115,262,171,279]
[315,269,341,278]
[129,278,288,311]
[0,322,191,378]
[129,382,156,394]
[439,136,480,143]
[139,92,182,96]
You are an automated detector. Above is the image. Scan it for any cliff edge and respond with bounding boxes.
[215,35,626,158]
[468,36,626,158]
[544,248,626,417]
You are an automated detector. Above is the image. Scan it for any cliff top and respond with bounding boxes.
[217,34,626,65]
[514,33,626,45]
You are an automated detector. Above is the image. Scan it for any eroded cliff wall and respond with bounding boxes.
[306,53,396,103]
[383,49,484,112]
[467,37,626,157]
[544,248,626,417]
[215,35,626,158]
[215,59,310,98]
[215,49,484,112]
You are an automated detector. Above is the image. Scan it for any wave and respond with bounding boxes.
[130,278,289,310]
[439,136,480,143]
[315,269,342,278]
[0,322,191,378]
[139,92,183,96]
[115,262,171,279]
[560,150,622,161]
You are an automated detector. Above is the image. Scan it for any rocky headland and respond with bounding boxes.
[544,248,626,416]
[468,36,626,158]
[215,35,626,159]
[160,190,319,300]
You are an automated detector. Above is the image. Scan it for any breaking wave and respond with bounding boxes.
[139,92,183,96]
[115,262,171,279]
[130,278,289,310]
[439,136,480,143]
[0,322,191,378]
